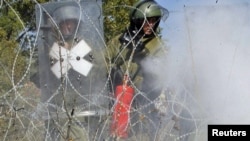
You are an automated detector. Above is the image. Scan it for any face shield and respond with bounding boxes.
[158,5,169,22]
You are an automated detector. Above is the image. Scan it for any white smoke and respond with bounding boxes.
[156,0,250,124]
[142,1,250,140]
[182,2,250,124]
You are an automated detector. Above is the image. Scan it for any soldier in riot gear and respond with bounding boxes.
[35,1,109,140]
[106,0,180,140]
[107,0,169,91]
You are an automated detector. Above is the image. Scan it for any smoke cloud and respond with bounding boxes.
[143,1,250,140]
[183,2,250,124]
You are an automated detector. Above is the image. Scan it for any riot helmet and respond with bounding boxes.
[129,0,169,34]
[52,5,81,41]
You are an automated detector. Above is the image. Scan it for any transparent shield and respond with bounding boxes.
[35,1,109,140]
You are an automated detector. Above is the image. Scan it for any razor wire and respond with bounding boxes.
[0,1,209,141]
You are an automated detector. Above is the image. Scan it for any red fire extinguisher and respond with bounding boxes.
[111,75,134,138]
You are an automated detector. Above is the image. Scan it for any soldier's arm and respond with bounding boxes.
[104,35,122,70]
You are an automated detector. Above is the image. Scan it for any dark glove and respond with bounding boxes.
[119,31,145,52]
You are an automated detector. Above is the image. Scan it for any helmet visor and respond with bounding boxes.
[59,19,78,37]
[159,6,169,22]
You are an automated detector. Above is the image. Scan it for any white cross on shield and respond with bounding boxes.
[49,40,93,79]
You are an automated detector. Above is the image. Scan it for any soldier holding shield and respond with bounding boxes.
[35,0,109,140]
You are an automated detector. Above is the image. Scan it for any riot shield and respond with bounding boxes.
[35,0,109,140]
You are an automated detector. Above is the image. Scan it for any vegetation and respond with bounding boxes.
[0,0,49,92]
[103,0,139,42]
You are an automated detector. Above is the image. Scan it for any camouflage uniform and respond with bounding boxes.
[105,1,179,140]
[106,32,167,141]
